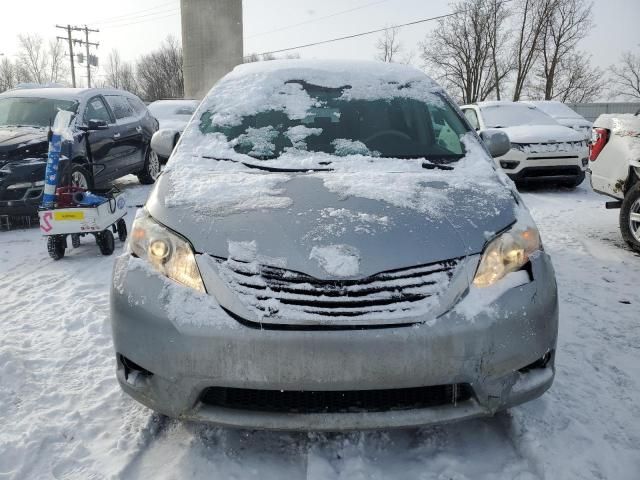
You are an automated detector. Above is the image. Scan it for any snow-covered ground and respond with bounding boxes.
[0,177,638,479]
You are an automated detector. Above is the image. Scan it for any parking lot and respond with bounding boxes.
[1,177,638,480]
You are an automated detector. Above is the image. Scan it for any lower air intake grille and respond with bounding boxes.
[200,384,473,414]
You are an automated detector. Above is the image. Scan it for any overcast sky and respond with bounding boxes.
[2,0,639,85]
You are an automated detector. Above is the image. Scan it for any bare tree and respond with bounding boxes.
[15,34,67,85]
[538,0,592,100]
[546,53,605,102]
[375,27,402,63]
[0,57,16,92]
[420,0,509,103]
[486,0,511,100]
[511,0,556,100]
[136,36,183,101]
[610,51,640,100]
[16,34,49,84]
[104,49,138,93]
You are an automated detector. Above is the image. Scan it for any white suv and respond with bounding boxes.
[461,101,589,187]
[589,112,640,252]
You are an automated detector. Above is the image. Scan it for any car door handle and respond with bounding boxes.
[113,133,121,139]
[136,126,143,133]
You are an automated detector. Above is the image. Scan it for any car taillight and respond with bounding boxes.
[589,128,609,161]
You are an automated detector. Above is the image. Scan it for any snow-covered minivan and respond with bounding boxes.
[111,60,558,431]
[461,101,589,187]
[589,112,640,252]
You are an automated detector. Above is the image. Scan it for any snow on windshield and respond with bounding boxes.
[160,61,514,220]
[148,100,199,119]
[481,104,557,128]
[528,101,583,120]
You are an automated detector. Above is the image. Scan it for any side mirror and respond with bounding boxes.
[80,119,109,131]
[480,129,511,158]
[151,129,178,158]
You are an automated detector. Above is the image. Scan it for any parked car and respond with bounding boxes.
[461,101,589,187]
[148,99,199,161]
[111,60,558,431]
[0,87,159,216]
[523,100,592,140]
[589,112,640,252]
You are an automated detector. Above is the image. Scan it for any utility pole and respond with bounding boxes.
[81,26,99,88]
[56,24,76,87]
[55,24,99,88]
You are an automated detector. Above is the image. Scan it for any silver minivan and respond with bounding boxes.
[111,60,558,431]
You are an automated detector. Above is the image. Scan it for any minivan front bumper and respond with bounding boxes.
[110,252,559,431]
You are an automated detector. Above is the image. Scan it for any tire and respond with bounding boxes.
[117,218,127,242]
[71,234,81,248]
[96,229,115,256]
[619,182,640,253]
[137,148,161,185]
[70,164,94,190]
[47,235,66,260]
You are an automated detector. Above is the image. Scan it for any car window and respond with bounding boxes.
[85,96,113,124]
[127,97,147,116]
[463,109,480,130]
[200,83,470,162]
[104,95,135,120]
[0,97,78,128]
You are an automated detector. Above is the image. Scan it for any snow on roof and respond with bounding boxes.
[0,87,139,101]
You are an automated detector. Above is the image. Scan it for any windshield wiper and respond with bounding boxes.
[421,162,454,171]
[201,155,333,172]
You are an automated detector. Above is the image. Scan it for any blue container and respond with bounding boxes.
[41,132,62,209]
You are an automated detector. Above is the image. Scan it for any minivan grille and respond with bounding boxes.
[213,257,461,325]
[200,384,473,413]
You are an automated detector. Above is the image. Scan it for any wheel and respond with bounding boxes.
[47,235,66,260]
[137,148,161,185]
[96,229,115,256]
[70,164,94,190]
[116,218,127,242]
[71,234,81,248]
[620,182,640,253]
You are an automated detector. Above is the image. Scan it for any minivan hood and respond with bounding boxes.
[147,167,517,279]
[497,124,584,143]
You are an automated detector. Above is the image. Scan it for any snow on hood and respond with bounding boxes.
[498,124,584,143]
[147,134,518,277]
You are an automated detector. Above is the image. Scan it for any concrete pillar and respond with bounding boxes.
[181,0,243,99]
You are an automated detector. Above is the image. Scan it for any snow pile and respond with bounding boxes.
[309,244,361,277]
[285,125,322,149]
[164,161,292,216]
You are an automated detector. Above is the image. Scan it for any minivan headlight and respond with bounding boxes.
[473,219,541,288]
[129,211,205,292]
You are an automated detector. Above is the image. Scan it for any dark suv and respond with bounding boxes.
[0,87,159,216]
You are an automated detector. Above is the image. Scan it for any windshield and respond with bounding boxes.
[0,96,78,128]
[480,104,558,128]
[529,101,583,120]
[200,82,469,162]
[148,101,198,120]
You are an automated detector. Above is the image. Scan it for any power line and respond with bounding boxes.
[246,0,392,39]
[246,11,459,58]
[100,11,180,29]
[96,7,180,27]
[88,1,177,25]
